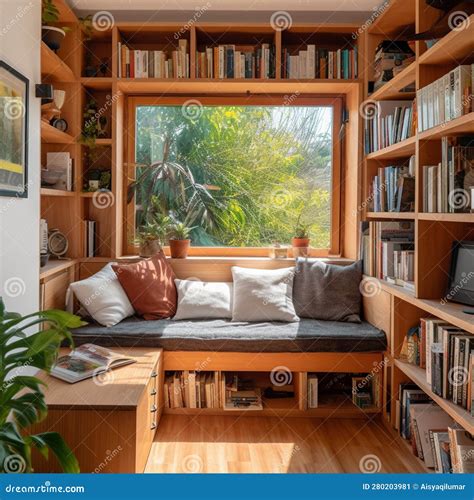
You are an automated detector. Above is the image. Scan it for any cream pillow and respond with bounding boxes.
[173,279,233,320]
[69,263,134,327]
[231,266,299,322]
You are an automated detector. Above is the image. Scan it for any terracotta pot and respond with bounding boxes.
[292,237,310,258]
[42,26,66,52]
[139,240,161,258]
[169,239,191,259]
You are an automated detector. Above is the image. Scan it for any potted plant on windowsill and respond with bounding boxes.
[42,0,70,52]
[292,217,311,258]
[0,298,84,473]
[169,223,194,259]
[135,217,171,258]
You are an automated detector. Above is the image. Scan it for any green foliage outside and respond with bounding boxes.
[135,105,333,248]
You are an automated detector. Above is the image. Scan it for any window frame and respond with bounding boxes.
[124,95,343,257]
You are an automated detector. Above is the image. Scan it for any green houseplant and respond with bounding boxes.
[292,214,311,258]
[42,0,70,52]
[135,216,172,257]
[169,222,194,259]
[0,298,85,473]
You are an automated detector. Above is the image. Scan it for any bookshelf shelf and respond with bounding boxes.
[418,15,474,66]
[366,212,416,220]
[80,77,114,90]
[394,359,474,434]
[366,135,416,160]
[40,188,75,197]
[369,61,416,101]
[41,42,75,82]
[40,122,75,144]
[116,78,362,94]
[418,213,473,223]
[417,112,474,141]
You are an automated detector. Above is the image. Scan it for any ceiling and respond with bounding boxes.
[70,0,383,11]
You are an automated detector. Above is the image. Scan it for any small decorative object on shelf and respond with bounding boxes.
[41,89,68,132]
[48,229,69,259]
[81,98,108,145]
[41,0,70,52]
[372,40,414,91]
[269,243,288,259]
[169,222,194,259]
[135,216,170,257]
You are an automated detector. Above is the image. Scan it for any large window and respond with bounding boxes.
[126,96,342,255]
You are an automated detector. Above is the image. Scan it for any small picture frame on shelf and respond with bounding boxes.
[0,60,29,198]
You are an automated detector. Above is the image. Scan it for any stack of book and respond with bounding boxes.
[41,152,73,191]
[370,156,415,212]
[398,384,474,472]
[163,371,220,409]
[364,100,416,154]
[117,39,189,78]
[222,373,263,410]
[195,43,275,79]
[371,222,415,286]
[281,45,357,79]
[423,136,474,213]
[373,40,415,91]
[417,64,473,132]
[83,220,97,258]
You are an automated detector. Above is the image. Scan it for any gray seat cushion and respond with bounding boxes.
[71,318,387,353]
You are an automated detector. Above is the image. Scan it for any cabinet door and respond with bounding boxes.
[41,268,74,310]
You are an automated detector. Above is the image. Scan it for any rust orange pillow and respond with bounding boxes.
[112,252,177,320]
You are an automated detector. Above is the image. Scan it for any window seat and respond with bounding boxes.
[71,318,386,353]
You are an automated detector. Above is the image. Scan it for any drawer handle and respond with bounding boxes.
[150,389,157,396]
[151,422,157,430]
[151,371,157,378]
[150,404,157,413]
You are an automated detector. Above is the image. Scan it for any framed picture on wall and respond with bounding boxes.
[0,60,29,198]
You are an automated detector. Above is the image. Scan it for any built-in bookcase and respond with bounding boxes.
[361,0,474,466]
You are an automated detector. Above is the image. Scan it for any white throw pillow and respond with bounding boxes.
[231,266,299,322]
[173,279,233,320]
[69,263,134,327]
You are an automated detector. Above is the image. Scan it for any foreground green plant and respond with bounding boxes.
[0,298,85,473]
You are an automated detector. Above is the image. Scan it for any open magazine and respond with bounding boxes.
[51,343,136,383]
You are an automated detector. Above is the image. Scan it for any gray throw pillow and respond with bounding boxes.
[293,259,362,323]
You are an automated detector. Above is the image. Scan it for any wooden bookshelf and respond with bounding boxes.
[362,0,474,459]
[395,359,474,434]
[40,188,75,197]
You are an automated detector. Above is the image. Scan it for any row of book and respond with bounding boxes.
[195,44,275,79]
[370,156,415,212]
[403,318,474,411]
[373,40,414,91]
[417,64,473,133]
[371,222,415,287]
[398,384,473,472]
[281,46,357,80]
[164,371,220,409]
[364,99,416,154]
[423,136,474,213]
[117,40,189,78]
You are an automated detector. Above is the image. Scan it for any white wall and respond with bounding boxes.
[0,0,41,315]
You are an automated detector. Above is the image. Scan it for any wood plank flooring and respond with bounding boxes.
[145,415,426,473]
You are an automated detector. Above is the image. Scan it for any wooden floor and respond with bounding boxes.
[145,415,426,473]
